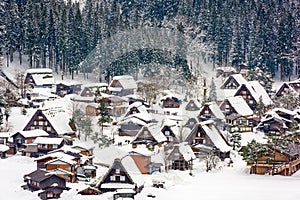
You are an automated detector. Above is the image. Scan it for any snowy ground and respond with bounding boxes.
[1,154,300,200]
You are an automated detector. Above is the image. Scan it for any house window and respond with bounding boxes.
[120,176,125,181]
[204,110,209,114]
[46,126,51,132]
[249,100,254,105]
[190,121,195,126]
[33,121,37,125]
[115,169,120,174]
[52,144,58,149]
[165,131,170,136]
[38,116,43,120]
[39,121,43,126]
[110,176,116,181]
[41,144,47,149]
[31,126,35,130]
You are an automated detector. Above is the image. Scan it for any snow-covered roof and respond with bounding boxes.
[216,66,237,73]
[14,130,49,138]
[83,82,108,88]
[221,74,248,88]
[249,81,272,106]
[272,107,296,116]
[240,131,267,146]
[44,157,77,165]
[202,102,225,120]
[26,68,53,74]
[133,123,167,143]
[71,94,95,102]
[31,74,55,86]
[41,108,74,135]
[200,121,231,152]
[34,151,79,162]
[0,144,9,152]
[100,183,135,189]
[110,75,137,90]
[49,168,75,175]
[177,142,196,161]
[222,96,253,116]
[0,132,11,138]
[118,116,148,126]
[33,137,63,145]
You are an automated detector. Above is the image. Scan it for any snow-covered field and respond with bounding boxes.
[1,155,300,200]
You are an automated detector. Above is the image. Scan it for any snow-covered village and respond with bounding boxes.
[1,0,300,200]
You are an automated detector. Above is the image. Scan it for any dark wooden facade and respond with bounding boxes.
[275,81,300,97]
[221,75,244,89]
[23,110,57,137]
[78,187,101,195]
[131,125,165,148]
[161,126,179,144]
[118,121,144,137]
[185,100,200,111]
[225,114,253,133]
[23,169,66,192]
[234,84,257,110]
[167,145,194,171]
[56,83,81,97]
[98,158,136,192]
[161,97,181,108]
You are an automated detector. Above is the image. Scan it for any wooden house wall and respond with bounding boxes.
[39,176,66,190]
[162,99,180,108]
[226,117,252,133]
[185,101,200,111]
[168,147,190,170]
[81,88,94,97]
[46,163,74,173]
[235,85,257,110]
[101,162,134,185]
[37,143,63,151]
[23,110,57,136]
[161,126,178,144]
[37,158,53,169]
[86,105,98,116]
[258,151,289,163]
[259,120,284,133]
[12,134,26,148]
[24,74,34,86]
[219,100,235,116]
[132,127,157,144]
[184,118,198,129]
[119,123,143,137]
[221,78,240,89]
[199,105,213,120]
[185,125,214,147]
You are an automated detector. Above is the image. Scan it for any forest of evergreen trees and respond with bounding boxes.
[0,0,299,81]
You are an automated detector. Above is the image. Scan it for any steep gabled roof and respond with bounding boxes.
[132,123,167,144]
[200,102,225,120]
[221,96,253,116]
[34,137,64,145]
[235,81,272,106]
[221,74,248,89]
[24,108,74,136]
[110,75,137,90]
[167,142,196,161]
[12,130,49,138]
[99,158,135,187]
